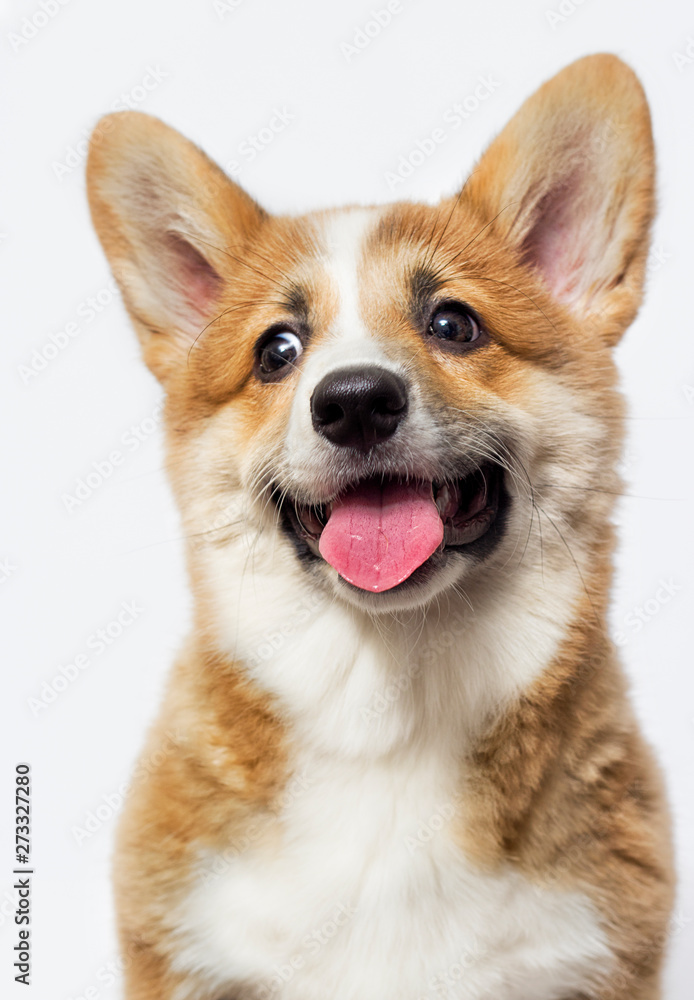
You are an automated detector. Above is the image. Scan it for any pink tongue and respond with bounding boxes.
[318,480,444,593]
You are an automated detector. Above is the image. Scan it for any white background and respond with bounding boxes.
[1,0,693,997]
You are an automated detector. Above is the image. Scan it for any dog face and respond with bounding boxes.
[87,55,653,615]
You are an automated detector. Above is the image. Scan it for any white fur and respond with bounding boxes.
[176,796,612,1000]
[176,819,610,1000]
[321,207,380,347]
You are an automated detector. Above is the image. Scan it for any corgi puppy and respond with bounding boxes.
[87,54,674,1000]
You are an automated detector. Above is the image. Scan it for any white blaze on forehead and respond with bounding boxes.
[320,207,382,345]
[284,204,410,490]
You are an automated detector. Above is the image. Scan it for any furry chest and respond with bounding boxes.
[172,759,614,1000]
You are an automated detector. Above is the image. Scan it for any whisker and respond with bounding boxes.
[177,230,287,292]
[438,201,519,269]
[422,186,467,275]
[533,501,601,627]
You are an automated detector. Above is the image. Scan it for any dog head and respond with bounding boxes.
[87,54,653,617]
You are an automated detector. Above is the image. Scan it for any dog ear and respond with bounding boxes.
[462,54,655,344]
[87,112,266,381]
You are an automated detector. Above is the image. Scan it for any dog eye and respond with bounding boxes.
[427,303,482,345]
[257,330,304,376]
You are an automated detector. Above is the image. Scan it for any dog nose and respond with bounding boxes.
[311,366,408,450]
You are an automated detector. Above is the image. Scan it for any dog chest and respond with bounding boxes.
[172,752,613,1000]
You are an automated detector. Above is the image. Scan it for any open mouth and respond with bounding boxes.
[277,460,507,594]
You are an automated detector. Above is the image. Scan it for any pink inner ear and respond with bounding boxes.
[166,232,222,319]
[520,174,592,307]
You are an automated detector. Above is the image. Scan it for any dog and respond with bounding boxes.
[87,53,674,1000]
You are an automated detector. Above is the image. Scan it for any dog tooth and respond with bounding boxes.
[435,484,450,516]
[435,483,459,520]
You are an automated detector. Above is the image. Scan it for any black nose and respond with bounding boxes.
[311,366,408,450]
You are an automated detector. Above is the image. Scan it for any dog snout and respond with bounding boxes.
[310,365,408,451]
